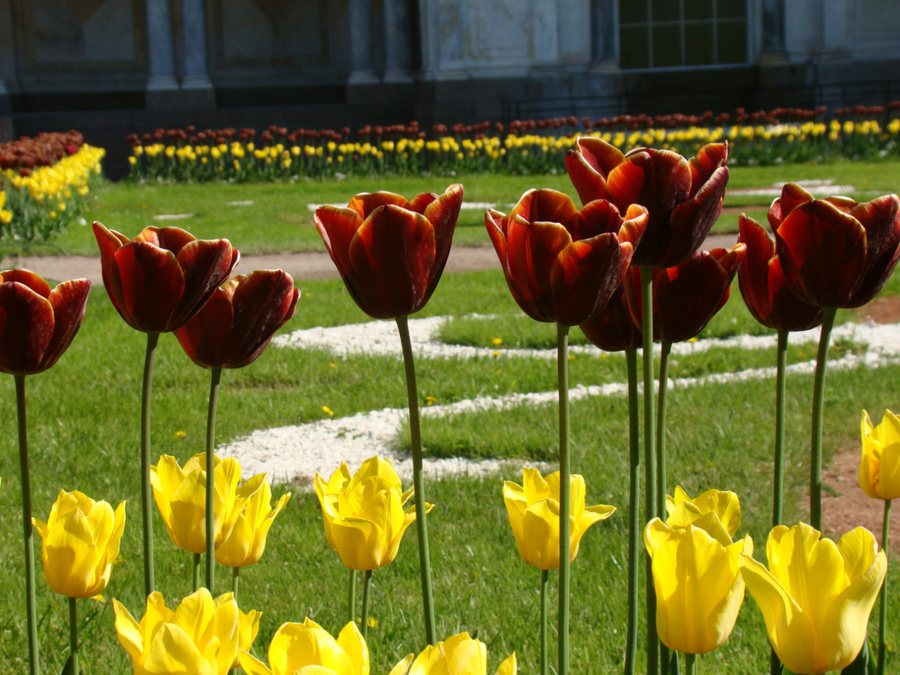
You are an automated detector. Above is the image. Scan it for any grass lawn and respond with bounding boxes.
[49,159,900,256]
[2,165,899,673]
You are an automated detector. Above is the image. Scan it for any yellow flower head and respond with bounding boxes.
[389,632,516,675]
[644,514,752,655]
[215,474,290,568]
[314,456,428,571]
[113,589,241,675]
[740,523,887,674]
[150,453,242,555]
[32,490,126,599]
[859,409,900,500]
[665,485,741,539]
[239,618,368,675]
[503,467,615,570]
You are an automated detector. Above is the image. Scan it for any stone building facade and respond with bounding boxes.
[2,1,899,170]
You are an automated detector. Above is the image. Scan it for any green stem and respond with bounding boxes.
[361,570,373,641]
[541,568,549,675]
[141,332,159,597]
[771,330,789,675]
[396,315,436,645]
[232,566,240,602]
[68,597,78,675]
[348,568,357,625]
[624,348,640,675]
[16,375,39,675]
[640,267,659,675]
[809,307,836,531]
[205,366,222,594]
[557,323,571,675]
[656,341,672,675]
[684,652,697,675]
[878,498,892,675]
[193,553,201,592]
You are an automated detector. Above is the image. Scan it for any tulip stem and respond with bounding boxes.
[656,340,672,675]
[232,566,240,601]
[206,365,222,594]
[773,330,789,529]
[640,267,659,675]
[809,307,836,531]
[540,568,549,675]
[624,348,640,675]
[556,322,571,675]
[396,315,436,645]
[193,553,201,592]
[684,652,697,675]
[348,569,357,625]
[68,597,78,675]
[361,570,373,641]
[878,498,892,675]
[141,332,159,597]
[15,375,39,675]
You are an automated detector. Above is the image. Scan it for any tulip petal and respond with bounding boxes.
[388,654,415,675]
[41,278,90,371]
[510,189,579,232]
[495,653,517,675]
[316,206,365,278]
[505,217,571,322]
[565,137,624,205]
[421,184,464,299]
[521,499,561,570]
[846,194,900,307]
[337,621,369,675]
[226,270,298,368]
[768,183,815,230]
[551,235,631,326]
[0,277,54,374]
[238,650,274,675]
[665,166,729,267]
[348,191,409,218]
[173,238,239,330]
[113,599,145,664]
[143,623,207,674]
[688,142,729,197]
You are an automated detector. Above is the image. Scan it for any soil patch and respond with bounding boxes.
[857,295,900,325]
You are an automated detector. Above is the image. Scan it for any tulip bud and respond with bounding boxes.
[239,618,368,675]
[859,409,900,500]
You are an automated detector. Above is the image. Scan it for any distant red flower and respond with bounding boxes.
[738,214,823,331]
[93,223,239,333]
[771,183,900,308]
[566,138,729,268]
[174,270,298,369]
[486,189,647,326]
[0,269,91,375]
[314,185,463,319]
[624,244,746,343]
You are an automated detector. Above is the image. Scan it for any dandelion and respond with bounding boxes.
[425,396,437,406]
[492,337,503,346]
[323,406,334,417]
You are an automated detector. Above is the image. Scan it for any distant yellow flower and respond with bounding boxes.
[424,395,437,406]
[503,467,615,570]
[323,406,334,416]
[859,409,900,500]
[175,430,187,439]
[216,475,290,568]
[492,337,503,346]
[239,618,368,675]
[33,490,126,599]
[389,632,516,675]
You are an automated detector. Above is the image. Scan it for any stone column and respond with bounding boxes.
[145,0,180,109]
[557,0,591,65]
[820,0,849,59]
[179,0,215,108]
[590,0,618,68]
[349,0,378,83]
[0,0,16,141]
[383,0,413,82]
[533,0,560,67]
[761,0,785,56]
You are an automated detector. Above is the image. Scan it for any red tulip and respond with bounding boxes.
[93,223,240,333]
[566,138,729,268]
[174,270,299,369]
[624,244,746,343]
[486,189,647,326]
[579,285,642,352]
[737,214,823,332]
[0,269,91,375]
[771,183,900,308]
[314,185,463,319]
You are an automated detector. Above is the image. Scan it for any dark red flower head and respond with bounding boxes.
[0,269,91,375]
[737,214,823,332]
[93,223,240,333]
[486,188,648,326]
[624,244,746,343]
[174,269,299,369]
[566,138,729,269]
[771,183,900,308]
[314,185,463,320]
[579,285,642,352]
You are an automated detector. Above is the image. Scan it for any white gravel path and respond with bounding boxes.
[225,316,900,486]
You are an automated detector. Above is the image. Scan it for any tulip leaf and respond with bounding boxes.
[667,651,679,675]
[61,654,75,675]
[780,668,797,675]
[840,639,870,675]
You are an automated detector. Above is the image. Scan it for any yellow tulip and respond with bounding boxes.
[151,453,242,555]
[389,632,516,675]
[32,490,126,599]
[239,618,368,675]
[502,467,615,570]
[644,517,752,654]
[113,588,241,675]
[228,606,262,670]
[665,486,741,538]
[859,409,900,500]
[740,523,887,674]
[215,474,291,568]
[314,456,428,571]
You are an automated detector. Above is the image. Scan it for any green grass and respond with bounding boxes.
[47,159,900,255]
[2,168,900,673]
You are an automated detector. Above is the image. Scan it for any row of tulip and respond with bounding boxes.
[0,140,105,249]
[125,115,900,182]
[4,135,900,674]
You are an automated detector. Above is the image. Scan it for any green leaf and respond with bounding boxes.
[667,651,680,675]
[841,639,869,675]
[61,654,76,675]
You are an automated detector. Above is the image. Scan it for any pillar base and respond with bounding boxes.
[180,75,216,109]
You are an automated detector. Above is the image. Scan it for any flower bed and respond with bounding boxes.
[125,104,900,183]
[0,131,105,248]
